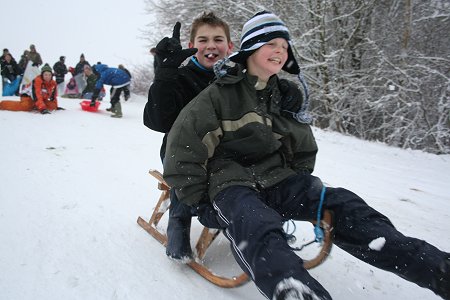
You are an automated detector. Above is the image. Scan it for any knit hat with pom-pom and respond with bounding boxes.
[228,11,300,75]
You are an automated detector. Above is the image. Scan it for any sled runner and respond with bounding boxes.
[137,169,334,288]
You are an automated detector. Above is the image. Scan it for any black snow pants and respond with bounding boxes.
[110,86,126,107]
[212,172,448,299]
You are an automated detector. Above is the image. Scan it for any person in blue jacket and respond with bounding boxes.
[90,63,131,118]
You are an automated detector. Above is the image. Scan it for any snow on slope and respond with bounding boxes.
[0,94,448,300]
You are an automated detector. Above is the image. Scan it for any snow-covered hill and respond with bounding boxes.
[0,94,448,300]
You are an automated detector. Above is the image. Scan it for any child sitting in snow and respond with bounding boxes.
[0,63,63,114]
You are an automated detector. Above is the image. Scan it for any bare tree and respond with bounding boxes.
[136,0,450,153]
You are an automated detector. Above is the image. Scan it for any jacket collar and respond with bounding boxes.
[216,64,278,89]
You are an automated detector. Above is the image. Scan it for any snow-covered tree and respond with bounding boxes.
[137,0,450,153]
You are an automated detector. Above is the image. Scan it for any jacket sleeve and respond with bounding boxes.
[143,67,187,133]
[82,75,94,94]
[94,73,105,90]
[290,123,318,173]
[276,117,318,174]
[163,92,220,206]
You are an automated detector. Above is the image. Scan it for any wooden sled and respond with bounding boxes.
[137,169,334,288]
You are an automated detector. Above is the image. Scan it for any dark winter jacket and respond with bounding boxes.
[1,59,21,82]
[82,73,98,95]
[53,61,68,84]
[144,58,216,158]
[163,67,318,206]
[18,55,29,76]
[0,54,17,65]
[28,51,42,66]
[75,61,90,75]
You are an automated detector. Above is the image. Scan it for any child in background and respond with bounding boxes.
[0,63,62,114]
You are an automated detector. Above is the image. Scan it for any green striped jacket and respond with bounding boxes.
[164,67,318,206]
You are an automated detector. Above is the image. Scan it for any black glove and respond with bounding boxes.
[279,79,303,113]
[191,202,223,229]
[155,22,198,68]
[91,88,100,102]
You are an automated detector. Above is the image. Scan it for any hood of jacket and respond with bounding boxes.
[94,64,108,74]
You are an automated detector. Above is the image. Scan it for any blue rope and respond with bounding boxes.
[283,220,297,244]
[314,186,327,243]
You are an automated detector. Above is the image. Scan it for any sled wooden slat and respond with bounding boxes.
[137,169,333,288]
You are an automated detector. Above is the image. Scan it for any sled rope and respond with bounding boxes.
[314,186,326,243]
[288,185,327,252]
[283,220,297,243]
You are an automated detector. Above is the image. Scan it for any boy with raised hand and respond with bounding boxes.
[143,12,234,262]
[163,11,449,300]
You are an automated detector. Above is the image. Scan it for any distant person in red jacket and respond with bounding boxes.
[0,64,63,114]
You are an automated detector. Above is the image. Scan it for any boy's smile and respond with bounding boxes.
[247,38,289,81]
[189,24,233,69]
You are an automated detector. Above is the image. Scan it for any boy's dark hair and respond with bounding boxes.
[189,12,231,43]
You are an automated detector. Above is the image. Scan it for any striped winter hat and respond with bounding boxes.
[229,11,300,74]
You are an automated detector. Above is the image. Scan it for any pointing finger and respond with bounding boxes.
[172,22,181,41]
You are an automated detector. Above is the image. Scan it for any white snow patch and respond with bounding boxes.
[238,240,249,251]
[0,93,448,299]
[369,237,386,251]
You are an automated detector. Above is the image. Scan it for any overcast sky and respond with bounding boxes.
[1,0,152,69]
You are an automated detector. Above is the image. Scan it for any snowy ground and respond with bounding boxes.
[0,94,449,300]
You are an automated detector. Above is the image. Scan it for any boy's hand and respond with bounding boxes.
[279,79,303,113]
[91,88,100,102]
[155,22,198,68]
[191,202,223,229]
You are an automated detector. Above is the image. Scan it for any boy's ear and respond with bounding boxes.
[188,41,194,49]
[227,41,234,55]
